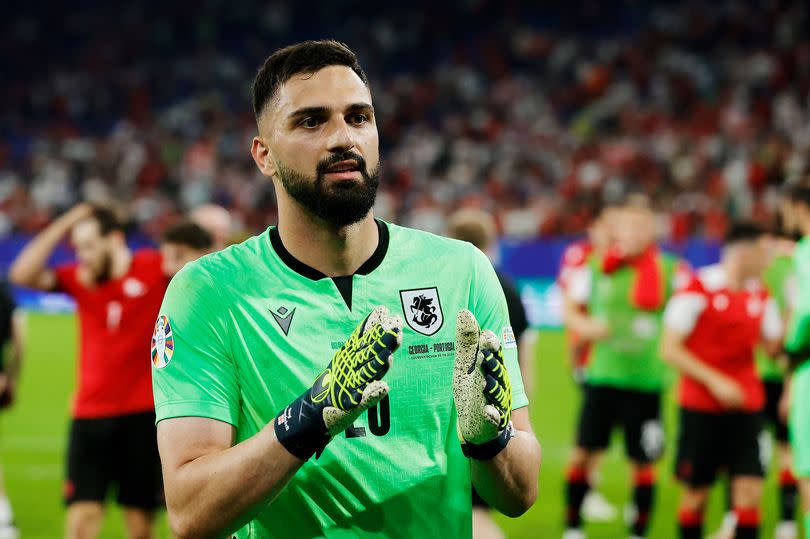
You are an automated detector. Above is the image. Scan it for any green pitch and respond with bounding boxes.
[0,314,791,537]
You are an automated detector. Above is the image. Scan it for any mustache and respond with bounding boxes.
[315,151,368,178]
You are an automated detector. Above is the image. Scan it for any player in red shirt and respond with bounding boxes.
[660,222,783,539]
[9,205,212,539]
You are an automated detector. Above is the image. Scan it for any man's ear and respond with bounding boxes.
[251,137,276,178]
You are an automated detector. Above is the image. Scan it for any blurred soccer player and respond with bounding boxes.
[782,185,810,539]
[558,203,619,524]
[0,282,23,539]
[759,223,799,539]
[152,40,540,538]
[661,222,781,539]
[562,198,686,539]
[8,204,167,539]
[190,203,233,251]
[559,203,618,383]
[447,207,537,539]
[159,221,214,277]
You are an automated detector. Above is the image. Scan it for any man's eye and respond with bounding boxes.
[348,114,368,125]
[301,118,321,128]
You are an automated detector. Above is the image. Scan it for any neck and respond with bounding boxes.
[721,255,745,291]
[110,247,133,280]
[276,195,378,278]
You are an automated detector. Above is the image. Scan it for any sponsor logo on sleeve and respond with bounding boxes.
[151,315,174,369]
[502,326,517,349]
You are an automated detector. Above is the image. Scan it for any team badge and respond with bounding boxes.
[400,287,443,336]
[151,315,174,369]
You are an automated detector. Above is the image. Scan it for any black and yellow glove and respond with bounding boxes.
[275,306,402,460]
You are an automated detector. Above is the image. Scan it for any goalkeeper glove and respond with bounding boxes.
[453,309,514,460]
[275,305,403,460]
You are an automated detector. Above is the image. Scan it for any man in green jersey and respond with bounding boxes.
[783,184,810,539]
[563,198,686,539]
[757,226,799,539]
[151,40,540,539]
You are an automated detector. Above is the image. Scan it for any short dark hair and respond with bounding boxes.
[252,40,369,119]
[90,206,125,235]
[789,184,810,209]
[724,221,768,245]
[162,221,213,251]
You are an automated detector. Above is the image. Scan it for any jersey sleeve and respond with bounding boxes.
[151,261,240,426]
[54,264,80,296]
[761,297,783,341]
[566,266,592,306]
[663,272,706,336]
[469,247,528,410]
[558,243,586,289]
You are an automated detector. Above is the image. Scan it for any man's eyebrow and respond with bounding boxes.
[287,106,330,120]
[346,102,374,114]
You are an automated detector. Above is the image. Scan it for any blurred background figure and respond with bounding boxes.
[0,282,23,539]
[557,202,620,524]
[190,204,234,252]
[8,204,167,539]
[562,197,687,539]
[447,207,537,539]
[160,221,214,277]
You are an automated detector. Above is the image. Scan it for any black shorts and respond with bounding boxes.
[576,384,664,463]
[675,408,767,487]
[65,411,163,509]
[763,380,789,442]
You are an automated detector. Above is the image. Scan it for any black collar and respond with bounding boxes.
[269,219,389,281]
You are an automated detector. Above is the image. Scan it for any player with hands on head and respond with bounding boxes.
[9,203,171,539]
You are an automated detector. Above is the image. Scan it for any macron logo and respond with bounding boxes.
[270,306,296,336]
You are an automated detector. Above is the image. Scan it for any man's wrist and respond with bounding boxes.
[461,422,514,460]
[273,393,331,461]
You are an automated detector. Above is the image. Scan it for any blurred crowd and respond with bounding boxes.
[2,0,810,242]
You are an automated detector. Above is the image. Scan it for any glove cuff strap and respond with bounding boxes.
[274,393,331,461]
[461,422,514,460]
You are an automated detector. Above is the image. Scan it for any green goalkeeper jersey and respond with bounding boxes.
[786,238,810,363]
[756,254,793,381]
[151,220,528,539]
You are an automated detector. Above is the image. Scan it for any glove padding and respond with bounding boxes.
[275,306,403,460]
[453,309,513,452]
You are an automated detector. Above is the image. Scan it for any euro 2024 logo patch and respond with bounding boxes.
[400,287,443,336]
[151,315,174,369]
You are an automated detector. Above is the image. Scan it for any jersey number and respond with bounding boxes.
[106,301,122,330]
[345,395,391,438]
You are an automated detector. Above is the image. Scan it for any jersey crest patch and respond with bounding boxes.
[400,287,443,336]
[151,315,174,369]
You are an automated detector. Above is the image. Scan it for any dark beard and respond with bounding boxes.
[277,151,379,227]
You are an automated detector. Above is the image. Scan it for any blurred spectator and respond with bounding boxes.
[2,1,810,242]
[0,282,23,539]
[190,204,234,251]
[159,221,214,277]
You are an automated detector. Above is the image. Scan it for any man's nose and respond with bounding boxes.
[325,117,356,153]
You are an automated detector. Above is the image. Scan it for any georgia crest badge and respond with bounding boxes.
[151,314,174,369]
[399,287,444,336]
